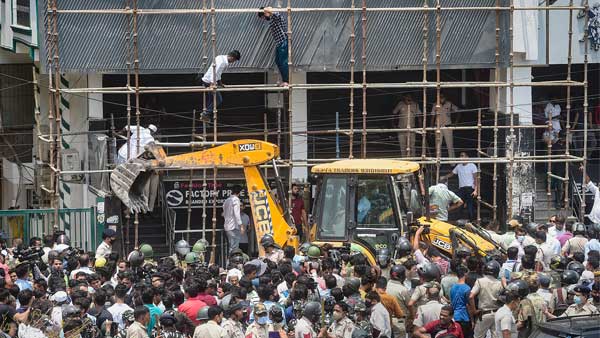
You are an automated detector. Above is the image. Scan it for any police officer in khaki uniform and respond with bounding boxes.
[392,94,421,157]
[545,285,599,318]
[470,261,504,338]
[430,93,458,158]
[413,284,444,330]
[386,265,410,338]
[245,303,275,338]
[408,263,441,318]
[222,302,245,338]
[324,303,355,338]
[516,276,546,338]
[295,301,320,338]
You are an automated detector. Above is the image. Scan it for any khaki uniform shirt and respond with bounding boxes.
[409,284,429,308]
[432,101,458,127]
[518,293,546,327]
[561,236,588,256]
[414,300,444,327]
[327,317,355,338]
[393,101,421,128]
[386,280,410,317]
[295,317,317,338]
[126,322,149,338]
[193,320,226,338]
[561,303,599,317]
[244,322,274,338]
[471,276,503,310]
[222,318,245,338]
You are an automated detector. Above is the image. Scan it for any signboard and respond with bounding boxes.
[163,180,250,209]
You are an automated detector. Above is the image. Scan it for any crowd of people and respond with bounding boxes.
[0,212,598,338]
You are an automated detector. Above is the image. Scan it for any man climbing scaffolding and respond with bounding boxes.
[258,6,289,87]
[200,50,241,122]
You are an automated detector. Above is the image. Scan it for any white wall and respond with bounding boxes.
[517,0,600,66]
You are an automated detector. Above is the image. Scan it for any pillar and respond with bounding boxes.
[505,65,536,219]
[290,71,308,182]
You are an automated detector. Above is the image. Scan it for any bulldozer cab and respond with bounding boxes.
[310,159,422,263]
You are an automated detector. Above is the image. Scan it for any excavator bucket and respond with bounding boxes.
[110,159,152,213]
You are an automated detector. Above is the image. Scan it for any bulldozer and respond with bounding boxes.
[110,139,503,264]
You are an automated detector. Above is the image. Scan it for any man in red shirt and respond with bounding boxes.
[291,184,308,241]
[195,278,217,306]
[413,305,464,338]
[178,281,207,326]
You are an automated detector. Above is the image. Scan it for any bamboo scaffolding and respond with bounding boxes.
[54,6,586,15]
[124,0,133,253]
[580,0,589,222]
[55,80,587,94]
[36,0,591,248]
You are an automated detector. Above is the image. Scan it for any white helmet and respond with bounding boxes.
[148,124,157,133]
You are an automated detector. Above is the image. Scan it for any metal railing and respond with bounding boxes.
[0,208,100,251]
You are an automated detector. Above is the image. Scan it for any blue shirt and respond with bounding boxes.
[15,279,32,291]
[450,283,471,322]
[144,303,163,336]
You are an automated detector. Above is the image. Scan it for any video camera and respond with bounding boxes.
[14,246,44,263]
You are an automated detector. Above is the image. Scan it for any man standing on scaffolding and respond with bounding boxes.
[200,50,241,122]
[258,6,289,87]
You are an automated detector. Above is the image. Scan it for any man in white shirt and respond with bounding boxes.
[544,99,562,135]
[108,284,133,330]
[222,185,245,254]
[444,151,478,220]
[366,291,391,338]
[583,169,600,225]
[95,228,117,259]
[117,124,157,163]
[200,50,241,121]
[547,215,566,239]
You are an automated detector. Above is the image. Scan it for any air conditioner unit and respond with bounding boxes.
[61,149,83,182]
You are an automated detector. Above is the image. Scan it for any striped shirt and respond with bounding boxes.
[268,12,287,46]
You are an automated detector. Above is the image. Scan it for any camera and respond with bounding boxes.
[14,246,44,268]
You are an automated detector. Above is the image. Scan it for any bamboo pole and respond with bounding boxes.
[360,0,367,158]
[124,0,133,254]
[210,0,218,265]
[45,0,56,231]
[434,0,442,181]
[51,0,62,232]
[349,0,356,159]
[133,0,141,249]
[580,0,589,221]
[287,0,294,218]
[507,0,515,218]
[186,110,197,242]
[563,0,574,210]
[56,80,587,94]
[492,0,501,223]
[421,0,429,160]
[54,6,586,15]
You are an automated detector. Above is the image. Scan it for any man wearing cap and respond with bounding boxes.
[155,312,186,338]
[261,236,284,264]
[324,302,355,338]
[49,291,69,326]
[245,303,276,338]
[501,220,520,250]
[96,228,117,259]
[117,124,157,163]
[545,285,599,318]
[222,302,245,338]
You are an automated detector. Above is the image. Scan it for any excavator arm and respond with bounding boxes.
[110,139,298,252]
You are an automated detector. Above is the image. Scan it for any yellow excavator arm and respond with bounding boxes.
[110,139,298,253]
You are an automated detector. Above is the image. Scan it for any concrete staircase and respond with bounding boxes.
[533,172,573,223]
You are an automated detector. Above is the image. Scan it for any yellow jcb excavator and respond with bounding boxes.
[110,139,503,263]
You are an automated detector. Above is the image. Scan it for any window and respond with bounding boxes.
[319,177,347,239]
[14,0,30,28]
[356,178,394,227]
[395,174,424,217]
